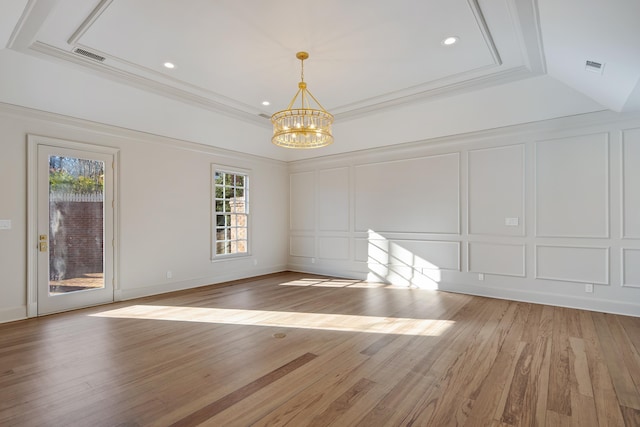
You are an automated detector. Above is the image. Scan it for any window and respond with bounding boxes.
[212,167,249,258]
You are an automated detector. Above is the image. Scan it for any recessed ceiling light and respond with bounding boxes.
[262,101,270,106]
[442,36,459,46]
[163,62,175,69]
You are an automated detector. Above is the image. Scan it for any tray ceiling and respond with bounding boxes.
[9,0,545,126]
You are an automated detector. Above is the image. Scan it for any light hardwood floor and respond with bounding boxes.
[1,272,639,426]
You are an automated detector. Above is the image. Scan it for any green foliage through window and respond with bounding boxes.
[49,156,104,194]
[213,169,249,257]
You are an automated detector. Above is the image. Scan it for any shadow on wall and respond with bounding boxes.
[366,230,441,290]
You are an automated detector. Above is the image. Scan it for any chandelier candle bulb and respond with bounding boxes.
[271,52,334,149]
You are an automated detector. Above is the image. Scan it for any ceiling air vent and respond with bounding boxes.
[258,113,271,119]
[73,48,106,62]
[585,60,604,74]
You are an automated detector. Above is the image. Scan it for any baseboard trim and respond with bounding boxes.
[0,306,27,324]
[119,266,287,301]
[288,264,640,317]
[438,282,640,318]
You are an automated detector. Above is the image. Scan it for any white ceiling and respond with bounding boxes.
[2,0,639,161]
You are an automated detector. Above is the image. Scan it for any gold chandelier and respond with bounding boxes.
[271,52,334,149]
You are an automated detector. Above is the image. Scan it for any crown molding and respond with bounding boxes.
[8,0,548,127]
[28,41,271,127]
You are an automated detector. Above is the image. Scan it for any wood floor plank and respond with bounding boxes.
[307,377,376,427]
[618,315,640,356]
[547,307,573,416]
[168,352,318,427]
[1,272,639,426]
[568,336,599,427]
[592,312,640,410]
[466,304,546,426]
[578,310,627,426]
[605,314,640,407]
[398,299,521,426]
[620,405,640,426]
[358,296,500,426]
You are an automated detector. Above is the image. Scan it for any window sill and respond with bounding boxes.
[210,254,253,263]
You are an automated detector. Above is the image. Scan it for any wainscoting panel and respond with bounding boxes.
[468,242,525,277]
[535,133,609,238]
[288,111,640,316]
[289,236,315,258]
[468,144,525,236]
[622,248,640,288]
[536,245,609,284]
[290,171,315,231]
[354,153,460,233]
[622,128,640,238]
[354,238,460,271]
[318,167,350,232]
[318,237,349,261]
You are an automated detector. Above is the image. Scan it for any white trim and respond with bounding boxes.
[317,166,351,232]
[67,0,114,45]
[534,132,610,239]
[467,143,526,237]
[211,164,252,261]
[467,241,526,277]
[534,244,610,285]
[27,137,38,317]
[286,262,640,317]
[26,134,120,317]
[467,0,502,66]
[352,152,461,234]
[119,266,286,301]
[0,102,285,166]
[621,248,640,289]
[621,127,640,239]
[438,281,640,318]
[0,306,27,324]
[318,236,350,261]
[289,170,316,232]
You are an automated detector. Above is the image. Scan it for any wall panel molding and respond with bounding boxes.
[468,144,525,236]
[535,133,609,238]
[290,171,315,232]
[319,237,350,261]
[289,236,315,258]
[354,153,460,234]
[468,242,525,277]
[622,248,640,288]
[286,110,640,317]
[535,245,609,285]
[621,128,640,238]
[355,238,460,271]
[318,167,350,232]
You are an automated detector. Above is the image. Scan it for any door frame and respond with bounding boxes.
[27,134,120,317]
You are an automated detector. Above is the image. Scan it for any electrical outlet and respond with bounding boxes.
[166,270,173,279]
[478,273,484,281]
[585,283,593,293]
[253,259,258,266]
[505,217,519,226]
[311,258,316,264]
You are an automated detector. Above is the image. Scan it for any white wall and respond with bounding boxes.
[288,110,640,316]
[0,104,289,323]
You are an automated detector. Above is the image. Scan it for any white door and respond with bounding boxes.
[36,144,115,315]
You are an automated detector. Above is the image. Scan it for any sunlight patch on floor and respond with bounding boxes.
[91,305,455,336]
[279,277,419,289]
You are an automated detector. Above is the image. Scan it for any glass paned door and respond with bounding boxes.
[37,145,114,315]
